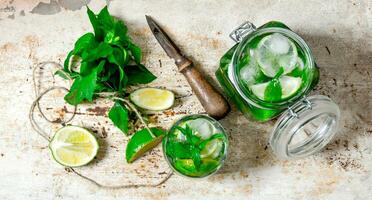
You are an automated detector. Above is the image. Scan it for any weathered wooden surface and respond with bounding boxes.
[0,0,371,199]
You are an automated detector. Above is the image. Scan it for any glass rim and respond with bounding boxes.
[230,27,315,110]
[162,114,229,179]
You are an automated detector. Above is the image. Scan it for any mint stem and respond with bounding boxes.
[111,96,156,138]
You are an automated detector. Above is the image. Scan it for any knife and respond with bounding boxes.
[146,15,230,119]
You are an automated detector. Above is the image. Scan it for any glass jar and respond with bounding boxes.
[216,21,340,159]
[162,114,228,178]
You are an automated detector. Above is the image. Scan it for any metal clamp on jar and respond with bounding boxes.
[216,21,340,159]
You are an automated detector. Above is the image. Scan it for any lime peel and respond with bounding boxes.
[126,127,165,163]
[129,88,174,111]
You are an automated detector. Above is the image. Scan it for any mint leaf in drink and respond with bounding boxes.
[191,147,201,170]
[166,142,193,159]
[176,125,202,145]
[108,101,129,134]
[264,79,282,102]
[198,133,226,150]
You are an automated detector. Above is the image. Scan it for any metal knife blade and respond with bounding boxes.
[145,15,184,61]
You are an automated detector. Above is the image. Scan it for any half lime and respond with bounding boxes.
[49,126,99,167]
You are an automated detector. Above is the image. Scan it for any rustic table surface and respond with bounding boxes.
[0,0,371,199]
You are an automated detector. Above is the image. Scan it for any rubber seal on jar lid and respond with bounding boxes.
[269,95,340,159]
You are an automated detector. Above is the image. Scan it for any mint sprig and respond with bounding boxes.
[57,6,157,136]
[172,125,226,169]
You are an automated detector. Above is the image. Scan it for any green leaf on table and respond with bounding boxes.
[87,7,104,40]
[63,33,97,73]
[54,69,70,80]
[82,42,113,62]
[73,32,97,55]
[64,60,105,105]
[125,64,156,85]
[107,47,127,67]
[108,101,129,134]
[97,6,114,30]
[114,20,128,41]
[128,42,142,64]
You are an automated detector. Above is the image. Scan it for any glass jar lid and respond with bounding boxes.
[269,95,340,159]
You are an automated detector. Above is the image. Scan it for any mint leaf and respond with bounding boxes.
[64,60,105,105]
[87,7,104,40]
[82,43,113,62]
[198,133,226,150]
[64,33,97,73]
[108,101,129,134]
[125,64,156,85]
[114,20,128,42]
[54,69,70,80]
[97,6,114,30]
[107,47,127,67]
[73,33,97,55]
[264,79,282,102]
[191,147,201,170]
[166,142,192,159]
[128,42,142,64]
[264,67,284,102]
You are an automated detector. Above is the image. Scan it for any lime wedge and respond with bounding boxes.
[49,126,99,167]
[126,127,165,163]
[280,76,302,99]
[129,88,174,111]
[250,82,269,100]
[200,138,223,159]
[200,158,219,172]
[174,159,197,175]
[255,33,298,77]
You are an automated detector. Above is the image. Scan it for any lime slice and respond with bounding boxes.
[174,159,197,176]
[280,76,302,99]
[200,139,223,159]
[49,126,99,167]
[255,33,298,77]
[250,82,269,100]
[200,158,219,172]
[130,88,174,111]
[126,127,165,163]
[187,118,215,140]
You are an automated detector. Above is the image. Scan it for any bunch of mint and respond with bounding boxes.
[58,6,156,135]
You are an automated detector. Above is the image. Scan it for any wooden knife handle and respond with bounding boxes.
[177,58,230,119]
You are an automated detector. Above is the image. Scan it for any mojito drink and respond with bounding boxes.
[216,21,319,121]
[163,115,228,178]
[238,32,307,102]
